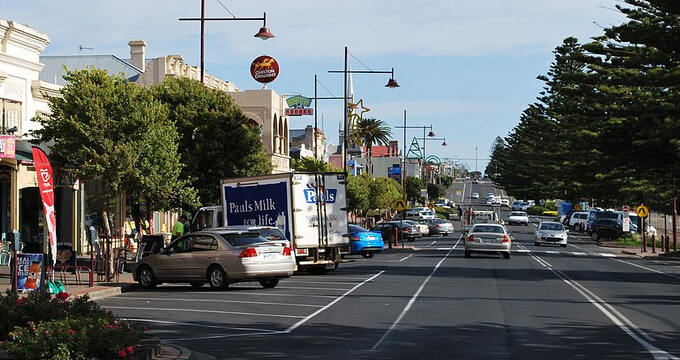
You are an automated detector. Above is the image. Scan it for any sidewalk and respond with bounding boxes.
[0,264,216,360]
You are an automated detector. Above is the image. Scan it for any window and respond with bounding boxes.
[167,236,193,254]
[191,235,218,251]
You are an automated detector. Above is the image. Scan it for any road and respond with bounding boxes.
[98,180,680,359]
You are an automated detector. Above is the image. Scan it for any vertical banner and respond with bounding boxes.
[17,253,44,291]
[31,146,58,265]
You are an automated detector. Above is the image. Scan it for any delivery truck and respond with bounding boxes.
[191,172,350,274]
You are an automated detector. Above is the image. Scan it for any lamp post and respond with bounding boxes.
[310,75,353,159]
[329,46,399,173]
[396,121,435,182]
[180,0,274,84]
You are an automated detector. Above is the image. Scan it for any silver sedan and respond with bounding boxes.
[464,223,512,259]
[132,229,295,290]
[534,221,568,247]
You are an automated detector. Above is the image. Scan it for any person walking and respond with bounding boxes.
[172,215,187,240]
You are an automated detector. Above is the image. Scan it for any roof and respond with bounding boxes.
[39,55,142,86]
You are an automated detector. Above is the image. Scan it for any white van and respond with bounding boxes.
[568,211,588,231]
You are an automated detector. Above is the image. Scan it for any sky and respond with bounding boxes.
[3,1,627,172]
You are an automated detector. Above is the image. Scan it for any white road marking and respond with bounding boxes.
[426,240,437,247]
[572,252,588,256]
[281,271,384,334]
[271,286,351,291]
[122,318,276,333]
[546,250,560,254]
[614,259,680,280]
[517,249,531,253]
[372,244,458,350]
[112,296,324,308]
[599,253,617,257]
[104,306,305,319]
[525,254,678,359]
[399,254,412,262]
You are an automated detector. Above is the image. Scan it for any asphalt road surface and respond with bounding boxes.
[98,181,680,360]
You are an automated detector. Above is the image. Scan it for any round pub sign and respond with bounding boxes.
[250,55,280,84]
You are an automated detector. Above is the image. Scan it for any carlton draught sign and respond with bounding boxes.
[250,55,279,84]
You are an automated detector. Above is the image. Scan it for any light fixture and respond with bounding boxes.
[385,68,400,88]
[427,131,436,137]
[254,13,274,39]
[442,139,448,146]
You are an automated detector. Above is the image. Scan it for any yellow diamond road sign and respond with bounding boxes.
[395,200,407,212]
[636,205,649,218]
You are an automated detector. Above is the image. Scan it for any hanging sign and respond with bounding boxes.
[250,55,280,84]
[285,95,313,116]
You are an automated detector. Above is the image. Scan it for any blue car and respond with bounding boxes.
[348,224,384,258]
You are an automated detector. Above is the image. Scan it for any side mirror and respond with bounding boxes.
[160,247,168,254]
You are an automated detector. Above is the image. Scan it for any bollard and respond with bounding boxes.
[394,227,399,247]
[652,234,656,253]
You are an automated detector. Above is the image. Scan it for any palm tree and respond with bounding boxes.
[357,117,392,175]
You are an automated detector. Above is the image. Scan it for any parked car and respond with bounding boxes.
[348,224,384,258]
[404,220,430,237]
[534,221,568,247]
[568,211,588,232]
[507,211,529,226]
[372,221,422,243]
[422,218,454,235]
[434,199,453,209]
[512,201,530,211]
[464,223,512,259]
[471,192,480,199]
[132,229,295,290]
[588,218,624,241]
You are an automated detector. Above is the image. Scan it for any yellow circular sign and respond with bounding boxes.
[574,204,581,211]
[394,200,407,212]
[636,205,649,218]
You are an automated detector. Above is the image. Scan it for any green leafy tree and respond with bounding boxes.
[346,173,371,217]
[291,157,340,172]
[31,68,198,232]
[356,117,392,174]
[404,176,424,204]
[151,77,272,208]
[368,177,403,217]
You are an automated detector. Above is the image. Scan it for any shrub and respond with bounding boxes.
[0,291,147,360]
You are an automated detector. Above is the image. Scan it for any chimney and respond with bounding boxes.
[128,40,146,72]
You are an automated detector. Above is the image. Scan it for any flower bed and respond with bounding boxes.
[0,290,149,360]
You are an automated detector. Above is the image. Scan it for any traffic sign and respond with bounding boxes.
[394,200,407,212]
[428,202,434,209]
[636,205,649,218]
[574,204,582,211]
[622,217,630,232]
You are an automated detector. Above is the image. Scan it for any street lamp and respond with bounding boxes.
[329,46,399,173]
[180,1,274,84]
[396,117,435,182]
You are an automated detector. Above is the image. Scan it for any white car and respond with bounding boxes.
[471,193,480,199]
[464,223,512,259]
[507,211,529,226]
[534,221,568,247]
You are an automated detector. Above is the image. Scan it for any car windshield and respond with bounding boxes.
[540,223,564,231]
[471,225,504,234]
[218,233,269,247]
[349,224,369,232]
[256,228,286,240]
[511,212,526,216]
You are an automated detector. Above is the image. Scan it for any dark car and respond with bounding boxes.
[372,221,422,243]
[588,218,624,241]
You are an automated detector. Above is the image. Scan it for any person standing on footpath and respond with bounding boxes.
[172,215,188,240]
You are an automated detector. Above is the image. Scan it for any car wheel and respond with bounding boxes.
[362,253,374,258]
[560,244,567,248]
[137,266,157,290]
[503,252,511,259]
[259,279,280,289]
[590,232,600,241]
[190,282,205,288]
[534,241,540,246]
[464,250,471,258]
[307,266,329,275]
[208,266,229,290]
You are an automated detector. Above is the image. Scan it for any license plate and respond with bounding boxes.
[481,238,496,243]
[261,253,279,260]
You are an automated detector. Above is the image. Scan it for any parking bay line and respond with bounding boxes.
[104,306,305,319]
[112,296,324,308]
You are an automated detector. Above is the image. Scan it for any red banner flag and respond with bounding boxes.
[31,147,58,265]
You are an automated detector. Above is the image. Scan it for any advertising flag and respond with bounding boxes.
[31,146,58,265]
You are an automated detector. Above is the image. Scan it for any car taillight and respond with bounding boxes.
[467,235,474,242]
[350,235,361,241]
[282,245,292,256]
[435,225,441,228]
[502,235,510,243]
[239,247,258,258]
